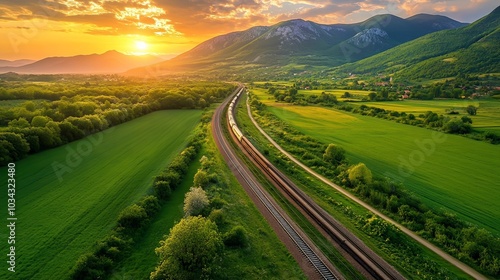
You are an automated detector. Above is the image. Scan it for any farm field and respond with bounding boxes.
[0,110,201,280]
[366,99,500,134]
[251,84,372,100]
[258,99,500,236]
[299,89,372,101]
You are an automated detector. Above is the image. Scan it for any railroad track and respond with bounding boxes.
[214,86,340,280]
[227,87,405,280]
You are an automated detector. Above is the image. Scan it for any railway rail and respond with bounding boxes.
[217,87,340,280]
[227,87,405,280]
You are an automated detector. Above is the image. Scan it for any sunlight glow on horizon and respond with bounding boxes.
[135,41,148,51]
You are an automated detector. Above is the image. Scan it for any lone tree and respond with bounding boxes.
[466,105,477,116]
[323,144,346,166]
[151,216,223,280]
[183,187,209,216]
[348,163,372,185]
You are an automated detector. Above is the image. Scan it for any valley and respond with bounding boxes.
[1,2,499,280]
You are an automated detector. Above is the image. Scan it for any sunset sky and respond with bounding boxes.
[0,0,498,60]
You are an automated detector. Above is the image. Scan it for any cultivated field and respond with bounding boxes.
[256,96,500,235]
[302,89,372,100]
[0,110,201,280]
[366,99,500,134]
[251,84,373,100]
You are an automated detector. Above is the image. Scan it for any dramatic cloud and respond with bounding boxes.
[0,0,497,37]
[0,0,497,59]
[0,0,182,36]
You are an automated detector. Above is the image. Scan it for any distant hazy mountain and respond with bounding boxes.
[0,59,35,67]
[337,5,500,79]
[0,51,164,74]
[127,13,465,75]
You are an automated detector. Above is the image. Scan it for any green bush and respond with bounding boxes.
[71,254,113,280]
[138,195,161,216]
[117,204,148,229]
[153,180,172,200]
[208,209,225,227]
[223,226,248,248]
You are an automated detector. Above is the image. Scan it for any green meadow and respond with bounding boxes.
[0,110,201,280]
[261,101,500,236]
[366,99,500,133]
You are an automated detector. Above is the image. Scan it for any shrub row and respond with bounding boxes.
[70,120,207,279]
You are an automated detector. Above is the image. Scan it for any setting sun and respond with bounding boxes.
[135,41,148,51]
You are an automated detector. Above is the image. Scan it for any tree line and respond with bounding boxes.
[0,78,235,165]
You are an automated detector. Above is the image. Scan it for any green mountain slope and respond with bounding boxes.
[337,6,500,79]
[126,14,465,76]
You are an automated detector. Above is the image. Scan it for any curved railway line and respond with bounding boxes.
[213,87,340,280]
[227,87,405,280]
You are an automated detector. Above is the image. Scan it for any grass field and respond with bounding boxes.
[253,94,500,235]
[0,110,201,280]
[252,87,500,133]
[366,99,500,133]
[250,86,372,101]
[301,89,372,99]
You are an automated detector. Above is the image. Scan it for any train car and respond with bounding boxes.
[228,87,246,142]
[232,124,243,141]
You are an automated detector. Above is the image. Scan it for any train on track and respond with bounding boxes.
[226,87,403,280]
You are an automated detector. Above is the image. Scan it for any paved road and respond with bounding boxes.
[212,89,343,280]
[245,95,487,280]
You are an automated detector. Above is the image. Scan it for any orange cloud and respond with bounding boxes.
[0,0,498,60]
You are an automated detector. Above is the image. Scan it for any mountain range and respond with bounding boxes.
[0,59,35,67]
[1,6,499,80]
[337,5,500,79]
[127,13,466,76]
[0,51,164,74]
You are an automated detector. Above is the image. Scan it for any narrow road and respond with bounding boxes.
[212,88,342,280]
[245,95,488,280]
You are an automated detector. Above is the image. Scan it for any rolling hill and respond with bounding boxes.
[0,59,35,67]
[0,50,164,74]
[336,5,500,79]
[127,13,465,75]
